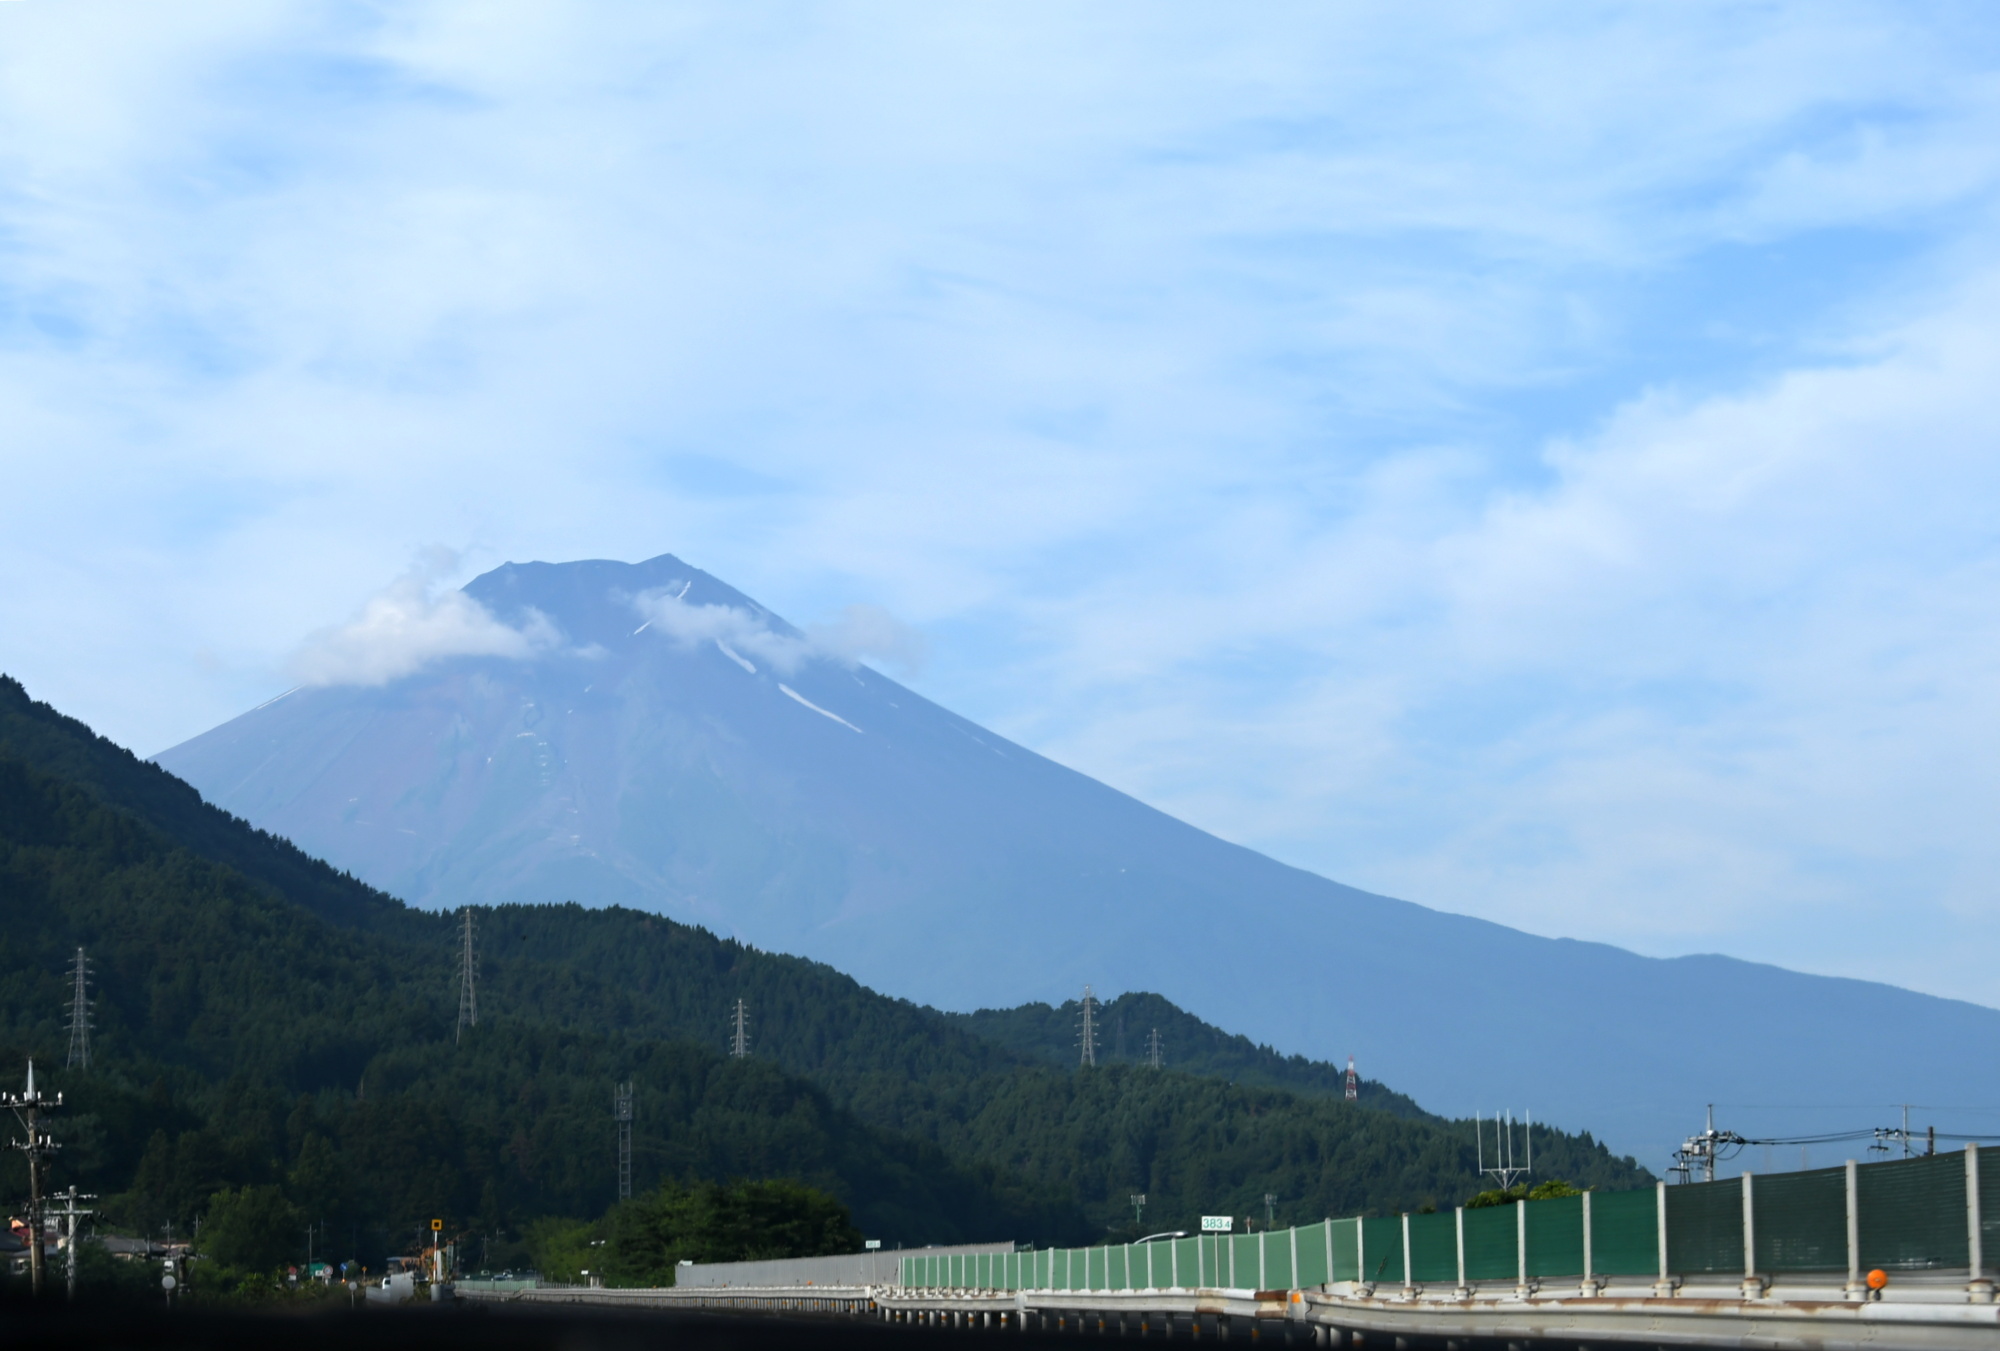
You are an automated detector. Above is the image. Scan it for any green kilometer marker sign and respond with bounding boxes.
[1200,1215,1233,1232]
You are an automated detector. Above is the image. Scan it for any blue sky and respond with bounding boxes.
[5,2,2000,1007]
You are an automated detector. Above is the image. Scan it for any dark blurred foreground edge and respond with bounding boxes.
[0,1300,1057,1351]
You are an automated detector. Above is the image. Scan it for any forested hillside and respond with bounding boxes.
[0,675,1649,1274]
[947,993,1433,1118]
[0,745,1070,1263]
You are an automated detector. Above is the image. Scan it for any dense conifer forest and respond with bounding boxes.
[0,675,1649,1281]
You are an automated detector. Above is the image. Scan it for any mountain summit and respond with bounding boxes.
[158,553,2000,1165]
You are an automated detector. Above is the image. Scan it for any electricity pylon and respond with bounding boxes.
[455,908,478,1042]
[729,999,751,1058]
[1145,1027,1163,1069]
[615,1082,634,1202]
[1078,986,1099,1067]
[64,949,92,1071]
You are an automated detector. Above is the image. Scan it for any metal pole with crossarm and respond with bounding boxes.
[3,1061,63,1298]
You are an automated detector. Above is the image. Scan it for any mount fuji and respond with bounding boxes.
[157,553,2000,1166]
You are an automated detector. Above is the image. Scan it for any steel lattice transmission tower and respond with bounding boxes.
[1078,986,1099,1067]
[1145,1027,1163,1069]
[1344,1055,1358,1101]
[729,999,751,1058]
[64,948,92,1071]
[615,1081,634,1202]
[455,908,479,1043]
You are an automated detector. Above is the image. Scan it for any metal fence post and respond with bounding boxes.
[1356,1217,1366,1289]
[1741,1172,1761,1298]
[1969,1144,1993,1301]
[1290,1224,1299,1291]
[1402,1213,1412,1294]
[1455,1207,1467,1295]
[1516,1198,1529,1294]
[1325,1220,1334,1288]
[1260,1229,1268,1292]
[1582,1189,1595,1295]
[1654,1180,1674,1296]
[1845,1160,1862,1300]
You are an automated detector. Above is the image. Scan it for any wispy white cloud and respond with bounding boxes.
[1019,261,2000,1001]
[631,591,925,676]
[287,552,561,686]
[807,604,929,673]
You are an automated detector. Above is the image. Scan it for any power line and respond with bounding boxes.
[455,908,478,1042]
[64,948,91,1071]
[1668,1103,1998,1181]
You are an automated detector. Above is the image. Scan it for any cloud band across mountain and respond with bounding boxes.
[286,558,928,688]
[287,557,565,686]
[631,588,925,676]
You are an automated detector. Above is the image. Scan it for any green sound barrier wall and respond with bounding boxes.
[900,1148,1991,1292]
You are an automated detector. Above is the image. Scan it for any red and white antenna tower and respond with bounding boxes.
[1344,1055,1358,1101]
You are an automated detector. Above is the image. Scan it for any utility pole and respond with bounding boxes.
[64,949,92,1071]
[1146,1027,1163,1070]
[455,908,478,1042]
[729,1000,750,1058]
[1872,1105,1921,1159]
[1078,986,1098,1068]
[615,1081,634,1202]
[4,1060,64,1297]
[1669,1104,1742,1184]
[52,1185,94,1300]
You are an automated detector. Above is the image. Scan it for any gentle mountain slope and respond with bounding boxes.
[155,555,2000,1166]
